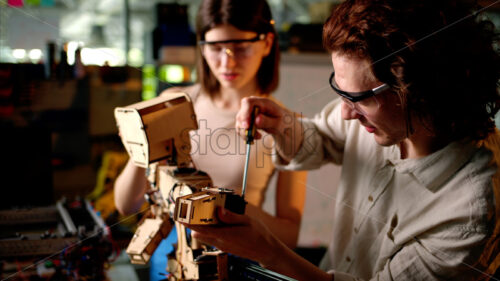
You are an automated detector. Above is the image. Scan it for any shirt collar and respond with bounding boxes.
[388,140,479,191]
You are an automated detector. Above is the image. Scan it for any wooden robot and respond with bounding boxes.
[114,93,246,280]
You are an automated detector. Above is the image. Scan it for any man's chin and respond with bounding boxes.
[373,134,396,147]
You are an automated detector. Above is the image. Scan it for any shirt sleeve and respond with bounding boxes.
[273,98,349,170]
[330,225,489,281]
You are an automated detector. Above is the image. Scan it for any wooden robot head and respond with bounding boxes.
[114,92,197,168]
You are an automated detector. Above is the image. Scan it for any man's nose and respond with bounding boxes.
[341,100,361,120]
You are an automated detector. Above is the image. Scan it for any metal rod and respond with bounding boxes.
[241,142,251,197]
[56,201,77,235]
[241,107,259,198]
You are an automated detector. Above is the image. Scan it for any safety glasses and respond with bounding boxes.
[329,71,390,115]
[199,34,266,61]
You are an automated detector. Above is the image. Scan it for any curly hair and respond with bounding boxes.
[323,0,500,141]
[196,0,279,96]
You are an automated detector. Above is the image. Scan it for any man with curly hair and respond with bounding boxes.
[186,0,500,280]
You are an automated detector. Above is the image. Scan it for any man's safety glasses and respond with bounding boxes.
[329,71,390,116]
[199,34,266,61]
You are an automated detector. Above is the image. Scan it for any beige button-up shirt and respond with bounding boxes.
[274,99,496,280]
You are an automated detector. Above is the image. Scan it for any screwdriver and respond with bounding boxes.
[241,106,259,198]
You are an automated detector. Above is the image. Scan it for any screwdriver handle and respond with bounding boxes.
[245,107,260,144]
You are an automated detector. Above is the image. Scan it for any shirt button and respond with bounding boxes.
[354,227,358,233]
[368,195,374,202]
[346,256,351,262]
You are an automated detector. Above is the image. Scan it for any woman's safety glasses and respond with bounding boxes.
[329,71,390,116]
[199,34,266,61]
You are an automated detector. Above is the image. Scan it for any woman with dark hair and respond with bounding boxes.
[114,0,306,279]
[196,0,280,97]
[186,0,500,280]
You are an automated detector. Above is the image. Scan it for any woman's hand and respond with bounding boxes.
[184,207,281,267]
[236,96,305,163]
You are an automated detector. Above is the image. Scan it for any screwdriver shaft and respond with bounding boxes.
[241,107,259,198]
[241,143,251,197]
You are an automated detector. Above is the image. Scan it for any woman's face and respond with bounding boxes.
[202,24,273,92]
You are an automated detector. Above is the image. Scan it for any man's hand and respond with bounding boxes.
[236,97,304,162]
[185,208,334,281]
[185,208,279,267]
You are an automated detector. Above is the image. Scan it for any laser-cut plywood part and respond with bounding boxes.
[126,217,173,264]
[158,166,213,216]
[114,93,197,168]
[174,188,246,225]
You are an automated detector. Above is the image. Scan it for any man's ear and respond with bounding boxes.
[263,32,275,57]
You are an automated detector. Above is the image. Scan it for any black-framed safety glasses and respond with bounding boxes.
[329,71,390,102]
[199,34,266,61]
[198,34,266,45]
